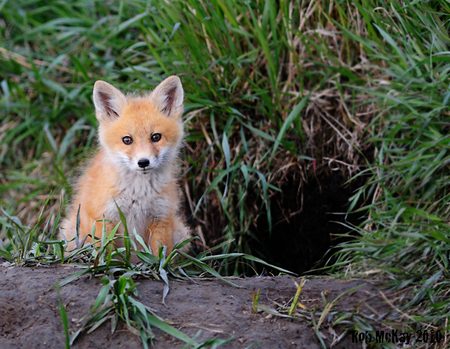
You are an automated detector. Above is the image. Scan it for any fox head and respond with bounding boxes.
[92,76,184,173]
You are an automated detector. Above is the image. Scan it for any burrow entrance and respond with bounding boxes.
[250,171,368,274]
[191,169,369,276]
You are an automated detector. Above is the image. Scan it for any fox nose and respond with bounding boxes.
[138,158,150,168]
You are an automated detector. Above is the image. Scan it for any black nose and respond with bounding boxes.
[138,158,150,168]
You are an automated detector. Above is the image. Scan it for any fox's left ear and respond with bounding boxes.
[149,76,184,118]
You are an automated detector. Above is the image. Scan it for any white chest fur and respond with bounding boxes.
[104,170,172,236]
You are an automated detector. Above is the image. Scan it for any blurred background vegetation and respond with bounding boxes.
[1,0,450,339]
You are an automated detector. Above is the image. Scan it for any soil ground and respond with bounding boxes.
[0,263,389,349]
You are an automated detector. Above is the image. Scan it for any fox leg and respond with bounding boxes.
[173,215,191,252]
[148,218,175,256]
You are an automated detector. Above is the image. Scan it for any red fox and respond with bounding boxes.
[60,76,191,256]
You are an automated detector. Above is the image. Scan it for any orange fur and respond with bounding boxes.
[60,76,191,256]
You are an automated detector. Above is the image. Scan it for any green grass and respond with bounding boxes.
[1,0,450,348]
[70,274,202,348]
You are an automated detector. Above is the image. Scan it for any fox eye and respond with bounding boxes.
[122,136,133,145]
[151,133,161,142]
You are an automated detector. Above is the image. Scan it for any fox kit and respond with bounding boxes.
[60,76,191,256]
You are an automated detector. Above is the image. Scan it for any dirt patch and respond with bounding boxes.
[0,264,389,348]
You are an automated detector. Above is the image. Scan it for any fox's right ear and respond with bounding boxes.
[93,81,127,121]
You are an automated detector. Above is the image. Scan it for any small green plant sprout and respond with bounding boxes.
[252,289,260,313]
[57,284,71,349]
[288,279,307,315]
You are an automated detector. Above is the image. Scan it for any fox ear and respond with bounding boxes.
[149,76,184,118]
[93,81,127,121]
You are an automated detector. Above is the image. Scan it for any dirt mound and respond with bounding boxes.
[0,264,387,348]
